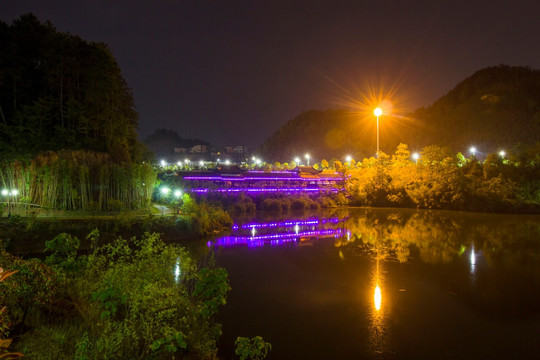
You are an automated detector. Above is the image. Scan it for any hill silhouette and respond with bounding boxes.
[260,65,540,161]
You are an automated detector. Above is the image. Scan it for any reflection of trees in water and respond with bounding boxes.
[335,209,540,267]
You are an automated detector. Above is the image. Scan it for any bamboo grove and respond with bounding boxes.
[0,150,155,211]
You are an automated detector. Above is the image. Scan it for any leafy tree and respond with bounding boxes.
[0,267,24,359]
[235,336,272,360]
[321,159,329,169]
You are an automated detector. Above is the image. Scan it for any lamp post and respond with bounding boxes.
[160,187,170,216]
[373,107,383,158]
[305,154,310,167]
[412,152,420,164]
[174,189,182,214]
[2,189,18,218]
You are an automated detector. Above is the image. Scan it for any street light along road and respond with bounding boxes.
[373,107,383,158]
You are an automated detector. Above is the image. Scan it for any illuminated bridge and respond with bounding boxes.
[174,166,346,194]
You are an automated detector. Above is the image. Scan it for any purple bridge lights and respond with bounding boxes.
[208,216,350,248]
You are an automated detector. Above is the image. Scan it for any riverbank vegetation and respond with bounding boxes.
[338,143,540,213]
[0,150,156,212]
[183,193,348,214]
[0,230,231,359]
[263,142,539,213]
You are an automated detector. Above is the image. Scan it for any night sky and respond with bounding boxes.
[2,0,539,148]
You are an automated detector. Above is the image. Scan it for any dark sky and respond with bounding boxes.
[2,0,539,148]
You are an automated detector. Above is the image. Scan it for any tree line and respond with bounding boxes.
[0,14,143,163]
[338,143,540,213]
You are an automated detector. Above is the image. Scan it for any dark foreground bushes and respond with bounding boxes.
[0,230,230,359]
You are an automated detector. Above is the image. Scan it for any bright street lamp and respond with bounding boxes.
[225,160,231,166]
[469,146,477,156]
[305,153,310,166]
[345,155,352,163]
[174,190,182,198]
[499,150,506,158]
[373,107,383,157]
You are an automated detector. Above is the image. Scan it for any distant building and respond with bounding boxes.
[174,147,188,154]
[190,145,207,153]
[233,146,248,154]
[224,146,234,153]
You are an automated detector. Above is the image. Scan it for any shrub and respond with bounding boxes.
[235,336,272,360]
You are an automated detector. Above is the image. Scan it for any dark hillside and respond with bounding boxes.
[409,65,540,150]
[260,65,540,161]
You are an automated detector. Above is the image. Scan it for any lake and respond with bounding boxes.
[211,208,540,359]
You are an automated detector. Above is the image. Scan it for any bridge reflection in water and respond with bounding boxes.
[209,213,393,356]
[208,217,347,248]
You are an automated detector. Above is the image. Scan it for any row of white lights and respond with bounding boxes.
[160,187,183,198]
[1,189,19,196]
[295,147,506,166]
[160,148,506,169]
[161,158,265,167]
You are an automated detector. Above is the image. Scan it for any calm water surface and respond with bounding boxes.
[211,208,540,359]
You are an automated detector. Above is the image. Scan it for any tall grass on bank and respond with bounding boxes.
[0,150,156,211]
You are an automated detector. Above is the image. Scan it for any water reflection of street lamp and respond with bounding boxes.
[374,257,382,311]
[373,107,383,157]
